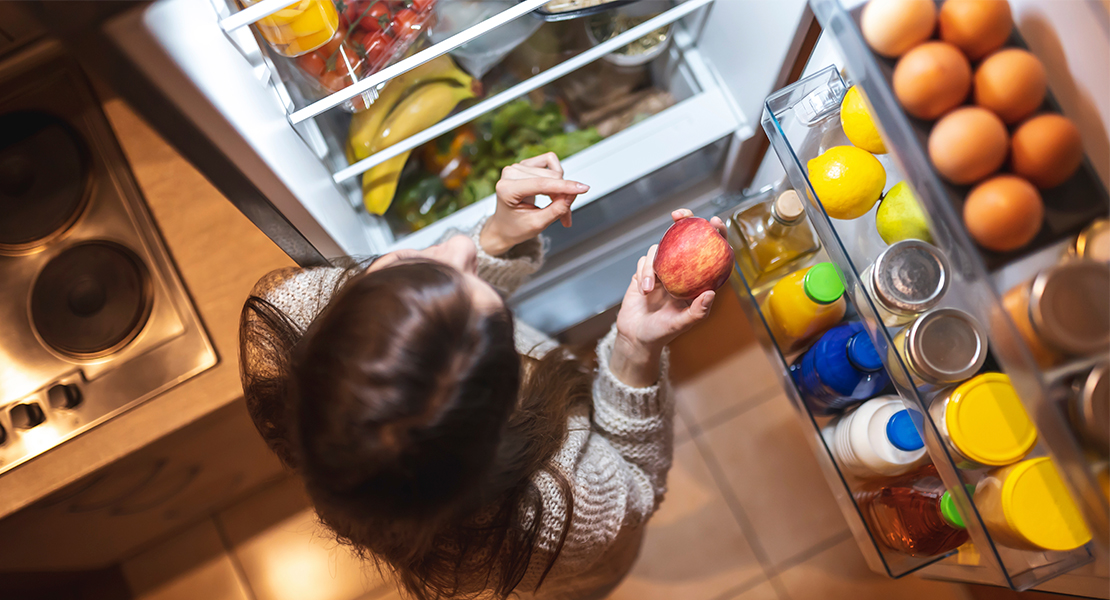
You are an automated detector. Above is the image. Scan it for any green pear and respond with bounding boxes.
[876,181,933,244]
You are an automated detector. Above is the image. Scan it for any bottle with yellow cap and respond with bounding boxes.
[974,457,1092,552]
[929,373,1038,469]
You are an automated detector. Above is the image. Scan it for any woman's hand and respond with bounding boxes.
[610,209,727,387]
[479,152,590,256]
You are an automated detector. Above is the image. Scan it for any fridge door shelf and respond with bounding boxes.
[753,53,1099,589]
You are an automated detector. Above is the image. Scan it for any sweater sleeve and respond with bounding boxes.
[442,216,545,297]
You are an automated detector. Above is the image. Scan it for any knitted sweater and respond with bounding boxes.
[244,220,674,600]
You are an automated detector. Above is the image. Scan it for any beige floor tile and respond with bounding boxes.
[699,397,849,568]
[607,440,765,600]
[123,519,249,600]
[217,477,400,600]
[729,578,783,600]
[778,538,972,600]
[670,289,782,430]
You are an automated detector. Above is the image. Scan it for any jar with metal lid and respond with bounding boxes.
[861,240,950,326]
[929,372,1038,469]
[893,308,988,385]
[974,457,1092,551]
[1002,260,1110,367]
[1069,218,1109,263]
[1068,363,1109,455]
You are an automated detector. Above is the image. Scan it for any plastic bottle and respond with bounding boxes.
[762,262,847,352]
[792,321,891,415]
[825,396,929,478]
[856,464,972,557]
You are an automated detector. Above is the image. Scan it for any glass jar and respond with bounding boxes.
[893,308,988,385]
[974,457,1092,551]
[1002,260,1110,367]
[1068,363,1109,455]
[1070,218,1109,262]
[242,0,339,57]
[929,373,1038,469]
[731,189,821,294]
[861,240,950,326]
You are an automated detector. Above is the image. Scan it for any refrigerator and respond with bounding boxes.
[34,0,1109,594]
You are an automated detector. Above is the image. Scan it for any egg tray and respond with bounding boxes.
[832,1,1109,272]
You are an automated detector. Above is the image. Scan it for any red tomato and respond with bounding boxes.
[296,52,326,77]
[320,29,345,57]
[318,69,350,92]
[359,30,393,67]
[364,2,391,31]
[411,0,436,14]
[341,1,365,26]
[390,8,422,42]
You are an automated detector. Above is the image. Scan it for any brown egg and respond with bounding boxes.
[964,175,1044,251]
[894,42,972,120]
[1012,113,1084,189]
[929,107,1009,184]
[939,0,1013,60]
[974,49,1047,124]
[861,0,937,58]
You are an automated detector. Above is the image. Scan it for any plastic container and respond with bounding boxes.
[856,464,971,557]
[792,321,891,415]
[826,396,929,478]
[762,262,846,352]
[1002,260,1110,367]
[242,0,339,57]
[892,308,988,386]
[930,373,1038,469]
[730,189,821,294]
[1068,363,1109,454]
[974,457,1093,552]
[860,240,950,327]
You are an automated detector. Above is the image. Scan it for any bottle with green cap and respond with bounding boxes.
[856,464,972,557]
[762,262,848,352]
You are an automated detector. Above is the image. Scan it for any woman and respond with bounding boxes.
[239,153,722,600]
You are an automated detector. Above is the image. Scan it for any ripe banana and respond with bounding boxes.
[362,81,478,215]
[347,55,472,163]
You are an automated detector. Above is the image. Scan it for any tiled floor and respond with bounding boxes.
[123,290,972,600]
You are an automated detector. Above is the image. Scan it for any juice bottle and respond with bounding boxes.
[730,189,820,294]
[856,464,972,557]
[763,262,847,352]
[791,321,890,415]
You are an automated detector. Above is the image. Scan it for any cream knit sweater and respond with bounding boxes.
[246,220,674,600]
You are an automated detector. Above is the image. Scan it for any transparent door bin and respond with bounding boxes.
[759,63,1094,589]
[807,0,1109,559]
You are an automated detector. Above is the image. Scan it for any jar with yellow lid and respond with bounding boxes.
[929,373,1037,469]
[974,457,1092,551]
[241,0,339,57]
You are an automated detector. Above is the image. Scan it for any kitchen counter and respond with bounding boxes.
[0,98,294,520]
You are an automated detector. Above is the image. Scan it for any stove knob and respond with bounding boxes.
[48,384,82,410]
[10,403,45,429]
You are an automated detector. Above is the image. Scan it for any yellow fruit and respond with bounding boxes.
[841,86,887,154]
[807,146,887,220]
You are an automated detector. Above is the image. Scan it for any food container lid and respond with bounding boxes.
[803,263,845,305]
[1075,364,1110,450]
[946,373,1037,466]
[1001,457,1092,551]
[886,409,924,451]
[939,484,976,529]
[871,240,950,313]
[905,308,988,384]
[1072,218,1110,262]
[773,190,806,224]
[847,331,883,372]
[1029,261,1110,356]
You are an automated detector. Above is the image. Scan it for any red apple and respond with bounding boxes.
[652,217,734,300]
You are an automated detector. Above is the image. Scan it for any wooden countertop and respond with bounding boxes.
[0,98,294,520]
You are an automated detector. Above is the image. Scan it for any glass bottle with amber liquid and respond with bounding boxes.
[729,189,820,294]
[855,464,971,557]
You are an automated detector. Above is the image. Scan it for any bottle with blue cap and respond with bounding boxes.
[824,395,930,478]
[792,321,891,415]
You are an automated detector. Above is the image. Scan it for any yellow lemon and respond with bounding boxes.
[807,146,887,220]
[841,86,887,154]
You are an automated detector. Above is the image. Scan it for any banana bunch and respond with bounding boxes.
[346,56,478,216]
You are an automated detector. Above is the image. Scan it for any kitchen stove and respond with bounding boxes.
[0,41,216,475]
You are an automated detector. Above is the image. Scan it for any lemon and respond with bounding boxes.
[807,146,886,220]
[876,181,933,244]
[841,86,887,154]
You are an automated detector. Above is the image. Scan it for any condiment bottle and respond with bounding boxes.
[730,189,820,293]
[930,373,1037,469]
[856,464,972,557]
[792,321,891,415]
[763,262,847,352]
[1068,364,1109,455]
[1002,260,1110,367]
[974,457,1092,552]
[893,308,988,386]
[825,396,929,478]
[1070,218,1109,263]
[860,240,950,326]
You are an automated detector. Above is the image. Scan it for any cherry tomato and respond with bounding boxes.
[341,1,365,26]
[364,2,391,31]
[359,30,393,67]
[410,0,436,14]
[318,69,350,92]
[296,52,326,77]
[320,29,345,57]
[390,9,422,42]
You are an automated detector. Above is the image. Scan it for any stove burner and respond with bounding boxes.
[0,112,90,254]
[31,241,152,358]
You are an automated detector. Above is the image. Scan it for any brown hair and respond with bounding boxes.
[239,260,592,599]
